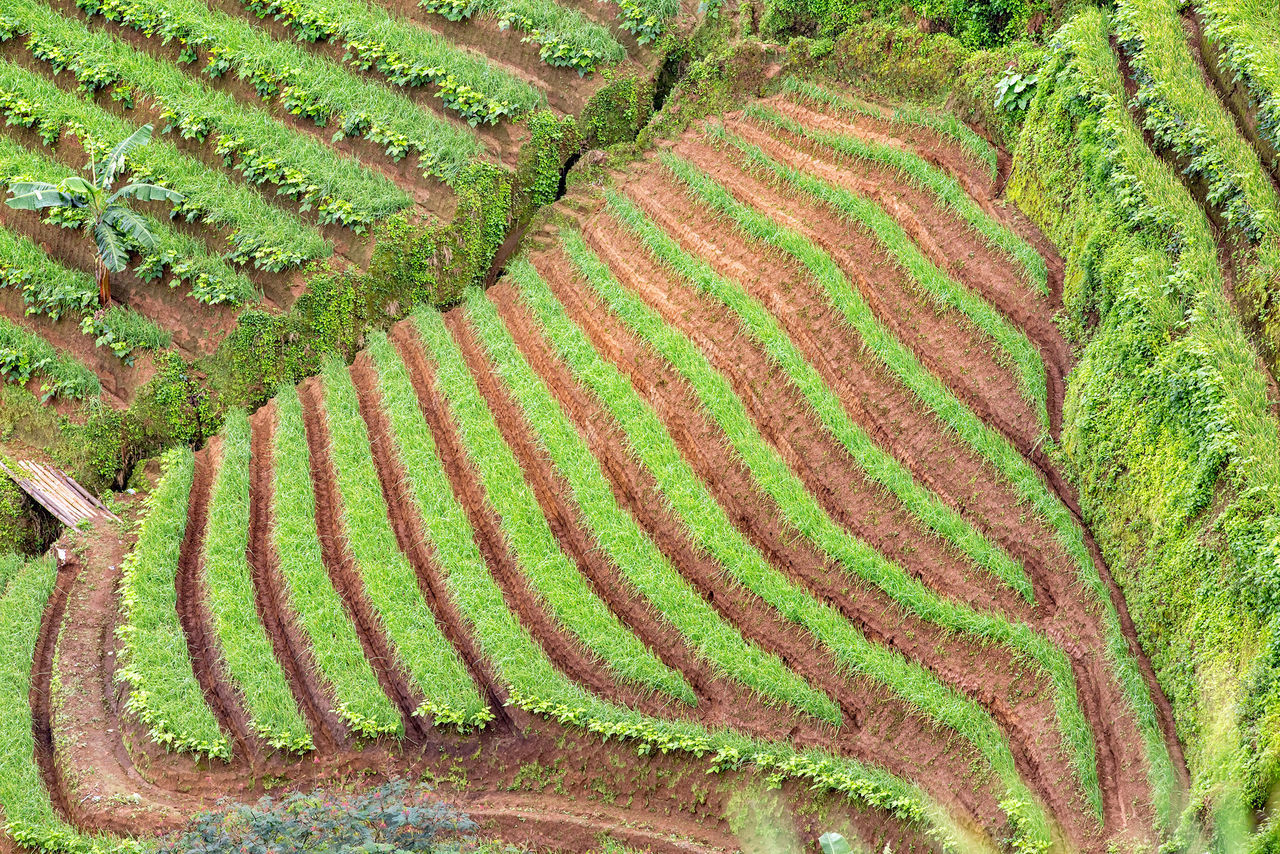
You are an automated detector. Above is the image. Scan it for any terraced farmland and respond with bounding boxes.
[4,79,1201,853]
[0,0,666,407]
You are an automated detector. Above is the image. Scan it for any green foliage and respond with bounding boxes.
[513,245,1053,849]
[0,477,39,556]
[76,0,489,176]
[464,285,839,723]
[203,409,313,754]
[1198,0,1280,168]
[238,0,543,124]
[117,447,231,760]
[414,308,694,704]
[761,0,1049,49]
[1008,6,1280,830]
[370,325,946,838]
[0,315,99,400]
[272,386,402,738]
[156,781,481,854]
[320,356,491,730]
[994,70,1037,113]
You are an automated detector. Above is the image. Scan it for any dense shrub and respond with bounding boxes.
[761,0,1050,49]
[156,782,493,854]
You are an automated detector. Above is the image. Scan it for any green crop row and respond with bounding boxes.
[238,0,542,124]
[117,447,231,760]
[700,129,1050,428]
[0,213,169,366]
[1198,0,1280,165]
[414,307,694,704]
[319,357,492,730]
[271,386,403,739]
[76,0,488,176]
[0,58,328,274]
[600,186,1100,820]
[418,0,624,75]
[1114,0,1280,247]
[755,87,1045,293]
[0,557,143,854]
[610,0,678,44]
[640,152,1178,819]
[0,313,99,400]
[462,285,840,723]
[367,325,952,843]
[779,77,1000,183]
[0,128,255,310]
[5,0,410,231]
[509,252,1054,850]
[202,409,313,754]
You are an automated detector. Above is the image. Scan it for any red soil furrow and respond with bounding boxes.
[346,351,511,731]
[721,115,1072,441]
[528,242,1035,838]
[246,405,344,751]
[174,440,258,761]
[616,155,1157,839]
[388,323,664,717]
[444,308,725,712]
[582,188,1027,620]
[295,377,428,741]
[30,553,79,829]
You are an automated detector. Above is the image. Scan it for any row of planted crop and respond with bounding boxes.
[4,0,411,231]
[0,215,170,368]
[634,140,1184,821]
[78,0,530,132]
[0,57,324,278]
[1196,0,1280,175]
[0,555,142,853]
[0,312,98,399]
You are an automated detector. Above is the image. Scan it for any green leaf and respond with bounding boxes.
[102,206,159,250]
[819,833,852,854]
[5,188,78,211]
[109,182,184,205]
[94,222,130,272]
[102,124,153,187]
[58,176,95,197]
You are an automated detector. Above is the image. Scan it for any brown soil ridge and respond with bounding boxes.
[346,350,512,732]
[445,308,724,712]
[246,405,345,751]
[524,242,1020,837]
[388,323,665,717]
[30,551,79,829]
[295,376,429,742]
[175,439,259,761]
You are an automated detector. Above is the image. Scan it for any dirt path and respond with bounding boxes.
[296,377,428,741]
[246,406,344,751]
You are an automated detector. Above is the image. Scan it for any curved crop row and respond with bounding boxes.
[645,151,1179,819]
[415,308,695,705]
[418,0,625,75]
[692,135,1049,429]
[0,312,98,400]
[4,0,411,231]
[272,387,403,738]
[0,130,255,310]
[116,448,230,760]
[507,255,1053,850]
[236,0,543,125]
[0,59,327,274]
[76,0,489,176]
[318,358,491,729]
[368,325,956,843]
[202,409,313,754]
[462,286,840,723]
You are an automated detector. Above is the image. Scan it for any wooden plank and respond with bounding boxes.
[0,458,120,527]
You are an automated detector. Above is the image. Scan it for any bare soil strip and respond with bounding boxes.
[246,405,344,751]
[295,377,427,740]
[388,324,659,714]
[347,351,511,731]
[446,308,723,712]
[527,246,1017,836]
[30,554,79,828]
[175,440,258,761]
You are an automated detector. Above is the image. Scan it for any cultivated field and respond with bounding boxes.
[2,80,1199,853]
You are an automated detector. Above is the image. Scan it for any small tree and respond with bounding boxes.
[4,125,183,306]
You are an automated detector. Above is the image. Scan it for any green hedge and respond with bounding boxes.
[1008,7,1280,843]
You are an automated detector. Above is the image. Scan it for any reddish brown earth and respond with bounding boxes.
[15,85,1188,854]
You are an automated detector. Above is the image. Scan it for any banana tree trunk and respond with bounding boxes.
[95,257,110,306]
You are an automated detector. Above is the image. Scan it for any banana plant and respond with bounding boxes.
[3,124,183,306]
